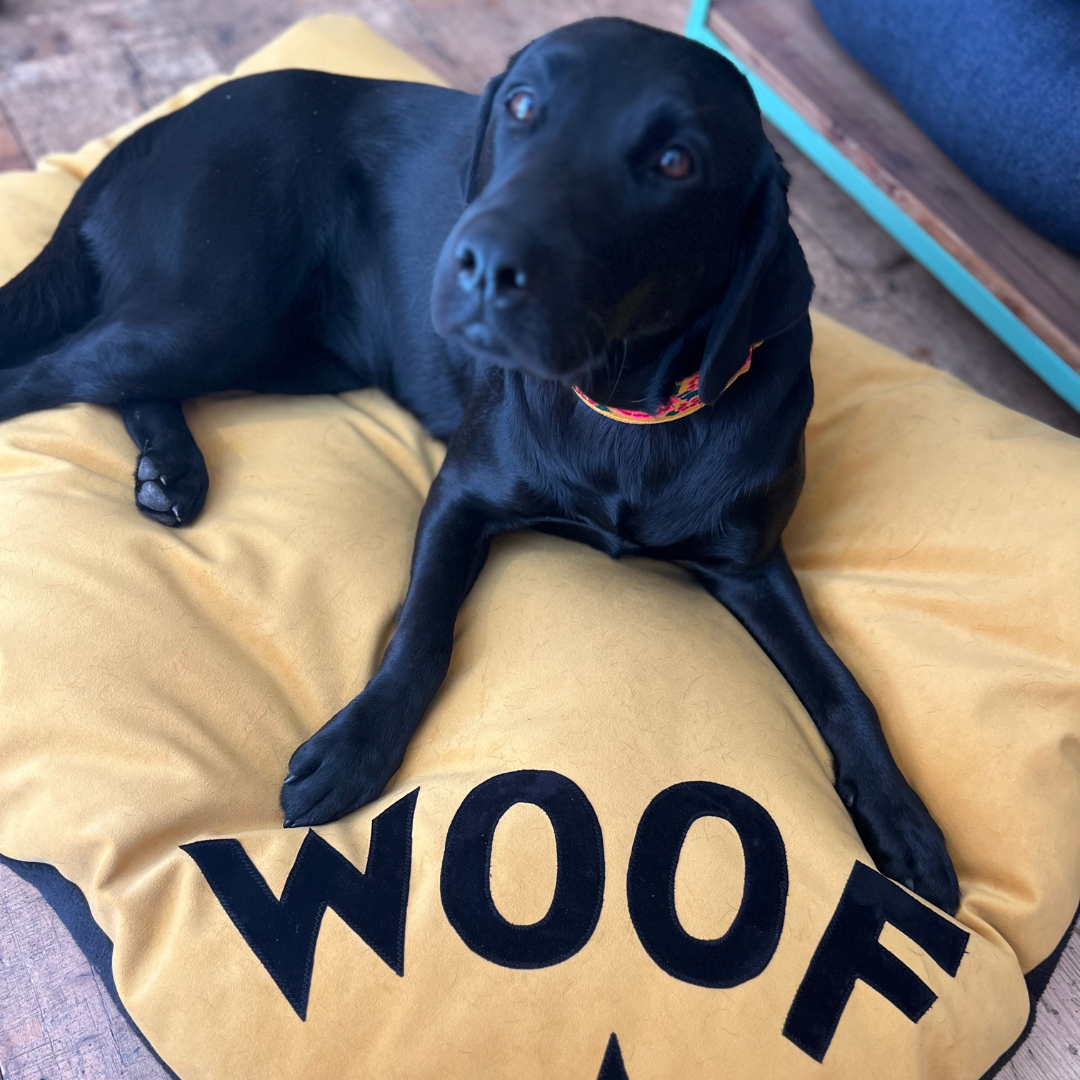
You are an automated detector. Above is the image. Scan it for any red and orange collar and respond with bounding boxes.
[572,341,760,425]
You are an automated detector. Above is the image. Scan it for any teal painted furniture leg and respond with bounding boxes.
[684,0,1080,412]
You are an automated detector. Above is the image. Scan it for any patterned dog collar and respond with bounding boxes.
[572,342,760,425]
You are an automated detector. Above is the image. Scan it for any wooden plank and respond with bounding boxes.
[0,105,31,171]
[181,0,687,92]
[708,0,1080,375]
[0,0,220,162]
[768,123,1080,436]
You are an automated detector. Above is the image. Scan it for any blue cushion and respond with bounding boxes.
[811,0,1080,255]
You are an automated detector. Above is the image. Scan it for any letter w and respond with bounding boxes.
[182,788,418,1020]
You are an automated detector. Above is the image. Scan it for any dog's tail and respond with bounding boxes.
[0,196,100,367]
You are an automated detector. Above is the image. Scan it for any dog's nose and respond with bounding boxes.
[454,238,530,306]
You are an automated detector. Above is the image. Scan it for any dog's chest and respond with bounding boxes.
[529,449,728,556]
[489,376,761,555]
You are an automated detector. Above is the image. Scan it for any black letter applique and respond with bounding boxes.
[626,781,787,988]
[783,861,969,1062]
[182,788,418,1020]
[596,1033,630,1080]
[441,769,604,967]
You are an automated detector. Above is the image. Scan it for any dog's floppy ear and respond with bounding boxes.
[698,150,814,404]
[464,47,526,204]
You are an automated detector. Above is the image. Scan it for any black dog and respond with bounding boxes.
[0,19,958,911]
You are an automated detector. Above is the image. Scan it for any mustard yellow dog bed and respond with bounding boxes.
[0,16,1078,1080]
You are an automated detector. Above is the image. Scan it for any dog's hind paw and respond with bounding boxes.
[841,770,960,915]
[134,449,207,527]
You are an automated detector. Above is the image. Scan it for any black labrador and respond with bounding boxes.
[0,18,958,912]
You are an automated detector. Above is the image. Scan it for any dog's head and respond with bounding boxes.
[431,18,813,404]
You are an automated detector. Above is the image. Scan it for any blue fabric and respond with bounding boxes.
[811,0,1080,255]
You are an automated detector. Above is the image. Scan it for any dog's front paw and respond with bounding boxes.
[280,696,406,828]
[839,770,960,915]
[134,447,208,527]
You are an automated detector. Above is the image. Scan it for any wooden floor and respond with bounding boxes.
[0,1,1077,1077]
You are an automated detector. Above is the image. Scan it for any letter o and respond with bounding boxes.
[627,781,787,987]
[441,770,605,968]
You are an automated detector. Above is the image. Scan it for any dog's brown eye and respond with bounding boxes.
[657,146,693,179]
[506,89,536,122]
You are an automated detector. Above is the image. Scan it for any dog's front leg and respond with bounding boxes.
[280,475,498,828]
[686,547,960,914]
